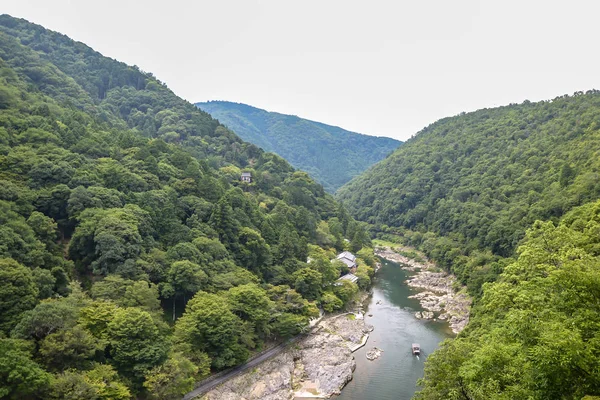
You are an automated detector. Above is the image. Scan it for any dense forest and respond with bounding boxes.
[336,93,600,398]
[337,93,600,296]
[416,201,600,399]
[196,101,401,192]
[0,15,375,400]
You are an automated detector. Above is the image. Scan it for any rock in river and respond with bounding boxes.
[365,347,383,361]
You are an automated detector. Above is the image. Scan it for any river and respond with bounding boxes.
[335,258,452,400]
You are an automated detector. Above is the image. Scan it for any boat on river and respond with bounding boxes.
[412,343,421,356]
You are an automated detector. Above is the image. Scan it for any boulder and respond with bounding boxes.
[366,347,383,361]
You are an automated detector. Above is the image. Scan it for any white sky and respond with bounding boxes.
[3,0,600,141]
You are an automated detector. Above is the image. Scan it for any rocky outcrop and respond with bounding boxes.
[365,347,383,361]
[375,247,435,271]
[406,272,471,334]
[407,271,454,294]
[408,289,471,333]
[376,246,471,334]
[202,353,294,400]
[201,314,367,400]
[414,311,434,320]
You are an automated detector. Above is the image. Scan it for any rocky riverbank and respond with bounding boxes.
[375,246,471,334]
[374,247,435,271]
[200,313,370,400]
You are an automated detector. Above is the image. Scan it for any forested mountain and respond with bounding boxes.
[0,15,374,399]
[196,101,401,192]
[337,93,600,399]
[338,92,600,294]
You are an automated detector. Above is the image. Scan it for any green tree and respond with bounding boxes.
[210,266,260,291]
[227,283,273,338]
[321,292,343,312]
[11,298,79,341]
[49,370,99,400]
[267,285,319,317]
[165,260,208,320]
[418,207,600,400]
[78,301,119,340]
[270,312,308,338]
[0,258,38,334]
[27,211,59,252]
[354,264,372,290]
[165,242,202,264]
[192,236,230,263]
[32,267,57,300]
[84,364,131,400]
[236,227,271,277]
[0,201,47,267]
[292,268,323,301]
[39,325,101,371]
[91,276,160,312]
[68,206,148,276]
[0,338,51,399]
[209,197,240,253]
[174,291,248,369]
[106,307,168,386]
[310,255,340,286]
[328,217,345,251]
[143,353,198,400]
[333,280,358,305]
[349,223,370,253]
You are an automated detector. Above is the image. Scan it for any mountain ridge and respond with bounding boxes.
[196,100,401,192]
[337,90,600,291]
[336,91,600,399]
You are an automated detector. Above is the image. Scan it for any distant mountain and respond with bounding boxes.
[196,101,401,192]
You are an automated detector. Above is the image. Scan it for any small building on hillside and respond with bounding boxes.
[336,273,359,285]
[335,251,357,271]
[241,172,252,183]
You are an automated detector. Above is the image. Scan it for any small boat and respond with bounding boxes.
[412,343,421,356]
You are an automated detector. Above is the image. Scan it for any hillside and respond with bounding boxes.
[335,94,600,399]
[338,92,600,292]
[416,201,600,399]
[0,15,374,399]
[196,101,401,192]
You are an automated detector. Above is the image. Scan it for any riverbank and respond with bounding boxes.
[374,246,471,334]
[199,312,371,400]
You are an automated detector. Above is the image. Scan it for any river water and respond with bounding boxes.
[335,258,452,400]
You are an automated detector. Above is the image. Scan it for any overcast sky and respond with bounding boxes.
[3,0,599,141]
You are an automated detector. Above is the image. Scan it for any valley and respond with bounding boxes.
[0,9,599,400]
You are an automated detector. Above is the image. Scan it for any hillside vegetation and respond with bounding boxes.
[338,92,600,294]
[337,93,600,399]
[0,15,374,400]
[416,201,600,399]
[196,101,401,192]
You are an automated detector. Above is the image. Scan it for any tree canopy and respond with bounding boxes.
[339,91,600,296]
[0,14,372,399]
[416,201,600,400]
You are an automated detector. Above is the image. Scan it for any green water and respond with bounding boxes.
[336,259,452,400]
